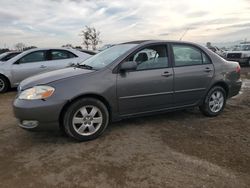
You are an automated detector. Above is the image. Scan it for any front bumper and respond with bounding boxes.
[13,97,67,130]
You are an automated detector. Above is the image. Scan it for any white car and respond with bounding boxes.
[0,48,91,93]
[0,51,21,62]
[224,43,250,66]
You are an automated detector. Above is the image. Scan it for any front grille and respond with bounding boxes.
[227,53,241,59]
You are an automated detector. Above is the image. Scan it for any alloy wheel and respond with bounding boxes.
[72,105,103,136]
[208,91,224,113]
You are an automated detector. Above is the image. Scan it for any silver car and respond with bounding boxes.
[0,51,21,62]
[0,48,91,93]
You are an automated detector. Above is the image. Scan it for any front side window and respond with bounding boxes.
[18,51,46,64]
[50,50,77,60]
[173,44,203,67]
[125,45,168,71]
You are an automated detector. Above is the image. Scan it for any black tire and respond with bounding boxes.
[199,86,226,117]
[63,98,109,141]
[0,75,9,93]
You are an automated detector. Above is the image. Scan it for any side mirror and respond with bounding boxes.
[120,61,137,71]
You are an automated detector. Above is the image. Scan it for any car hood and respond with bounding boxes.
[226,51,250,54]
[19,67,95,90]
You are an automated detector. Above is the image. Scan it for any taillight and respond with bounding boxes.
[236,65,241,73]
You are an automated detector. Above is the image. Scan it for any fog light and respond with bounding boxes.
[19,120,39,129]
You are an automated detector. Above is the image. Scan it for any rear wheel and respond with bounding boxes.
[63,98,109,141]
[0,75,9,93]
[200,86,226,117]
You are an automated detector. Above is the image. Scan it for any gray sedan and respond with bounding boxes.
[0,48,91,93]
[13,40,242,141]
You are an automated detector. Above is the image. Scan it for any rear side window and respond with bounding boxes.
[18,51,46,64]
[50,50,77,60]
[172,44,211,67]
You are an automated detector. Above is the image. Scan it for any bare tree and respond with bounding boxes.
[80,26,101,50]
[15,43,26,51]
[90,27,101,50]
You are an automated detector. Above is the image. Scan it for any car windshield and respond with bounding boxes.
[80,44,137,69]
[0,52,9,60]
[233,45,250,51]
[241,45,250,51]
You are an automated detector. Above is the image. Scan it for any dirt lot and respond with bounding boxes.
[0,68,250,188]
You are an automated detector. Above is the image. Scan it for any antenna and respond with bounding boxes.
[179,28,189,41]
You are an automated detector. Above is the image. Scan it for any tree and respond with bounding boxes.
[80,26,101,50]
[15,43,26,51]
[23,46,37,51]
[62,44,73,48]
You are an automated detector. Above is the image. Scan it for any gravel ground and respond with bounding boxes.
[0,68,249,188]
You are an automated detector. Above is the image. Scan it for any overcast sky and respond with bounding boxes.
[0,0,250,48]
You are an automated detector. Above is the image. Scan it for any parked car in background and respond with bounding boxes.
[13,40,242,141]
[78,49,97,55]
[0,48,91,93]
[0,51,21,62]
[224,43,250,66]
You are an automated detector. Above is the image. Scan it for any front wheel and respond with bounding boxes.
[0,75,9,93]
[63,98,109,141]
[199,86,226,117]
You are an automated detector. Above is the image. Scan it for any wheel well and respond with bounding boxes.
[59,94,112,127]
[0,74,10,88]
[211,82,229,97]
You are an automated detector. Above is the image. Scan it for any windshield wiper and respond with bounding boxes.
[73,63,94,70]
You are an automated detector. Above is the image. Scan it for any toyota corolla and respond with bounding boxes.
[13,40,242,141]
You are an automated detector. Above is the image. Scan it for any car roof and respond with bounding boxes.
[121,40,201,46]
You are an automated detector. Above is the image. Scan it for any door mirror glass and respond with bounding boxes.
[120,61,137,71]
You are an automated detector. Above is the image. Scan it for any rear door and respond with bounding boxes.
[46,49,78,71]
[11,50,50,85]
[171,43,214,106]
[117,44,174,115]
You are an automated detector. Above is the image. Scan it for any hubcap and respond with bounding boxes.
[72,105,103,136]
[209,91,224,113]
[0,79,5,92]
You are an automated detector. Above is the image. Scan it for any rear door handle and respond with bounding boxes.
[204,67,212,73]
[40,65,47,68]
[161,72,173,77]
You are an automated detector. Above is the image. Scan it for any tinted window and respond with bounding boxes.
[50,50,77,60]
[173,45,203,67]
[18,51,46,64]
[126,45,168,71]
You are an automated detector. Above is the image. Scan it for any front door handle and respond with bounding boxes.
[161,72,173,77]
[40,65,47,68]
[204,67,212,73]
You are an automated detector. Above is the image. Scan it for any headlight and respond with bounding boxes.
[19,86,55,100]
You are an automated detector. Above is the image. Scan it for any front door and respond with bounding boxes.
[117,44,174,115]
